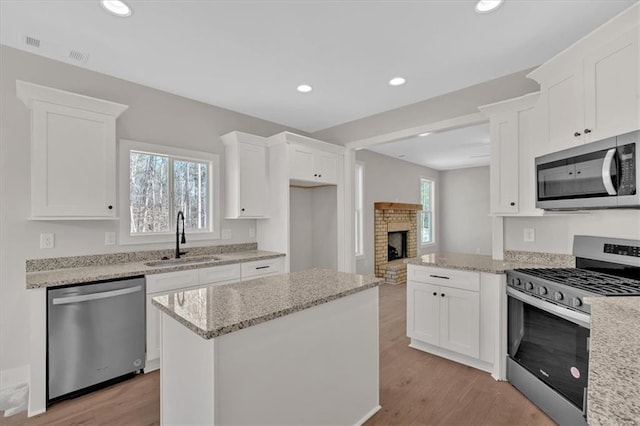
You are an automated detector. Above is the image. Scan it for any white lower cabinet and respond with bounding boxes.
[407,264,506,380]
[241,257,285,280]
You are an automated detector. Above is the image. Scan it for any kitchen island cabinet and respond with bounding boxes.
[152,269,381,426]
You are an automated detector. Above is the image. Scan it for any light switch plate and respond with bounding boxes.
[523,228,535,242]
[40,233,54,249]
[249,228,256,238]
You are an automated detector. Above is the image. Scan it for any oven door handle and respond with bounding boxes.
[507,287,591,329]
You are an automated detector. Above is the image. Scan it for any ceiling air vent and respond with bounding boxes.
[24,35,41,48]
[68,49,89,63]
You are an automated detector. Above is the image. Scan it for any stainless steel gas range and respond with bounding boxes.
[506,236,640,426]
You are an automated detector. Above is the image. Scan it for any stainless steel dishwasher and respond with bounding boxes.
[47,276,146,402]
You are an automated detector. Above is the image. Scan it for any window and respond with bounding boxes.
[354,162,364,257]
[119,140,220,244]
[420,178,434,245]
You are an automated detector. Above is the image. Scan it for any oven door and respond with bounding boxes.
[507,288,590,413]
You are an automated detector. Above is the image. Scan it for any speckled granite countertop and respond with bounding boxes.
[406,252,574,274]
[26,250,284,289]
[586,296,640,426]
[152,268,382,339]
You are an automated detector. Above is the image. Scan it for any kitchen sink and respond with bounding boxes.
[144,256,223,267]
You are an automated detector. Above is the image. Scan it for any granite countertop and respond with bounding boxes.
[152,268,382,339]
[406,252,574,274]
[585,296,640,425]
[26,250,284,289]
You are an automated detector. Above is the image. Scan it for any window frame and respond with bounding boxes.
[118,139,220,245]
[354,161,365,259]
[420,177,435,246]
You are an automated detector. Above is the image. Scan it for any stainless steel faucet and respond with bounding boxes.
[176,211,187,258]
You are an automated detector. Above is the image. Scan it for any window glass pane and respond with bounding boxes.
[420,178,433,244]
[130,152,169,233]
[173,159,209,231]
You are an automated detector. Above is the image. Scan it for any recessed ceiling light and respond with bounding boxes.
[418,132,431,137]
[475,0,504,14]
[389,77,406,87]
[297,84,312,93]
[100,0,132,17]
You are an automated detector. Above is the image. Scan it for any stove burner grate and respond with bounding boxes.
[514,268,640,296]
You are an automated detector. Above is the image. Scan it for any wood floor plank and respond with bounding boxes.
[1,282,555,426]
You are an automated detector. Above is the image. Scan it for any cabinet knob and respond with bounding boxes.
[584,128,592,134]
[433,292,437,296]
[510,202,515,206]
[574,132,581,137]
[441,293,445,297]
[108,205,113,210]
[314,174,318,177]
[318,174,322,178]
[241,208,245,212]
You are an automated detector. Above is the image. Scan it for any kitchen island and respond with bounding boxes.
[152,268,382,426]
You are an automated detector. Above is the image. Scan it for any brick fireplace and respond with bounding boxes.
[374,202,421,285]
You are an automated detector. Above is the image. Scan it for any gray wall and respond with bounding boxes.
[439,167,492,255]
[355,150,440,275]
[311,69,539,145]
[0,46,299,375]
[504,212,640,254]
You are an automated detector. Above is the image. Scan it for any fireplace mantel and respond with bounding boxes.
[374,202,422,211]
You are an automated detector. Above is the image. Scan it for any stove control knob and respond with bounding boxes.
[513,278,521,287]
[525,282,534,291]
[571,298,582,308]
[554,291,564,301]
[538,286,548,296]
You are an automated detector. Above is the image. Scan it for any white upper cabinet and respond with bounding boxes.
[584,27,640,141]
[289,143,339,185]
[221,131,268,219]
[529,5,639,155]
[479,92,540,216]
[17,81,128,219]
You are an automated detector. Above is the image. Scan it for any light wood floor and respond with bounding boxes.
[1,283,554,426]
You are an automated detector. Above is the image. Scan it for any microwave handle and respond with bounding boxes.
[602,148,617,195]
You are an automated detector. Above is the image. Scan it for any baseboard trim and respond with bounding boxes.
[144,358,160,373]
[409,339,494,376]
[354,405,381,426]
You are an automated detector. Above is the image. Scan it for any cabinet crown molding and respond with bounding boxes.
[16,80,129,117]
[268,131,345,154]
[220,131,267,147]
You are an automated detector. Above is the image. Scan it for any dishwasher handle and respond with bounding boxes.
[52,285,143,305]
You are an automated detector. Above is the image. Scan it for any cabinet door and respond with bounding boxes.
[241,257,284,280]
[539,67,585,153]
[439,287,480,359]
[315,152,339,184]
[31,101,116,218]
[198,263,241,285]
[238,142,267,217]
[406,281,440,346]
[489,112,519,214]
[289,145,315,181]
[584,27,640,142]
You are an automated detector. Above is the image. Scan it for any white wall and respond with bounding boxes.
[289,186,337,272]
[439,166,492,255]
[505,211,640,254]
[0,46,298,380]
[355,149,439,275]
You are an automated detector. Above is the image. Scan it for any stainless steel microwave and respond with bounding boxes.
[535,130,638,210]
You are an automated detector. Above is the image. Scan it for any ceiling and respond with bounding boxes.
[366,123,491,170]
[0,1,635,134]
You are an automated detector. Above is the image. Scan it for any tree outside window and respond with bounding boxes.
[420,178,434,244]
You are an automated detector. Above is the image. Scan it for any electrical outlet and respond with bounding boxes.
[221,229,232,240]
[40,233,54,249]
[524,228,535,242]
[105,232,116,245]
[249,228,256,238]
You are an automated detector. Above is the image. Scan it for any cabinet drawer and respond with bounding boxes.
[198,263,241,285]
[409,265,480,292]
[241,257,284,280]
[146,269,198,294]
